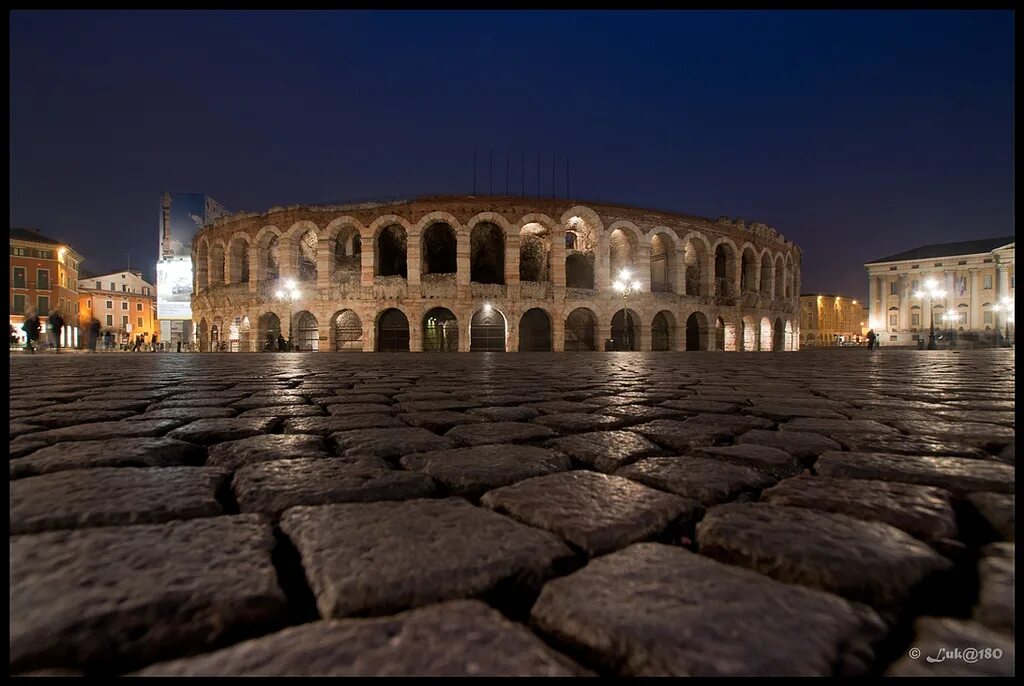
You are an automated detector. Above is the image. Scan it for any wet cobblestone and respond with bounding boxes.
[7,349,1015,676]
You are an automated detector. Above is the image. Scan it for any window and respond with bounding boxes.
[142,287,149,295]
[94,281,101,290]
[911,280,918,292]
[934,262,943,267]
[38,296,49,312]
[12,267,26,288]
[13,294,26,313]
[890,282,898,295]
[35,249,53,259]
[958,260,967,265]
[104,300,112,309]
[122,285,128,292]
[890,335,898,342]
[137,317,143,327]
[11,246,28,256]
[911,314,920,326]
[984,310,994,324]
[121,301,128,310]
[136,302,143,311]
[122,315,129,328]
[106,314,113,326]
[911,264,920,269]
[984,275,993,289]
[889,314,898,327]
[110,282,116,291]
[37,269,50,290]
[889,266,898,271]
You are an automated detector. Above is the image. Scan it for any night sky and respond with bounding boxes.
[9,10,1014,300]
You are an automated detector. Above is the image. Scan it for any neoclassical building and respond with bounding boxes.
[190,196,802,353]
[865,236,1015,346]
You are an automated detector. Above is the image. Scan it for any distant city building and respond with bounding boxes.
[78,269,158,346]
[9,227,84,347]
[864,236,1015,346]
[798,293,864,346]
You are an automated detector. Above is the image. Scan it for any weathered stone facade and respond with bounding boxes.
[190,196,802,352]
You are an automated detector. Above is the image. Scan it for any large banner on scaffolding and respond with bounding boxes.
[156,192,230,320]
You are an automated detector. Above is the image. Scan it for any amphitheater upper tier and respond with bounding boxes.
[191,195,802,352]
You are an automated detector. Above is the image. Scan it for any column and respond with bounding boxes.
[456,233,471,299]
[551,226,566,300]
[248,245,258,293]
[458,315,471,352]
[406,231,421,294]
[317,238,332,290]
[639,313,652,351]
[552,311,565,352]
[868,274,879,328]
[636,244,652,293]
[969,268,980,330]
[595,236,610,292]
[360,233,375,287]
[504,233,520,291]
[278,236,295,283]
[899,275,911,332]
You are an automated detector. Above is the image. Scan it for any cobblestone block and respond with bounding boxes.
[466,406,541,422]
[697,502,953,608]
[532,412,627,433]
[20,419,185,446]
[398,411,488,432]
[616,456,776,506]
[736,428,841,462]
[239,405,325,418]
[23,409,138,428]
[628,420,729,452]
[966,493,1014,541]
[279,498,573,617]
[128,407,238,421]
[545,431,663,472]
[446,421,557,446]
[659,399,738,414]
[206,434,330,471]
[531,542,885,676]
[324,403,395,416]
[481,470,700,556]
[332,427,452,459]
[400,445,571,498]
[973,543,1014,634]
[815,452,1015,495]
[698,444,804,479]
[167,418,280,445]
[10,437,204,479]
[10,515,286,672]
[283,414,405,435]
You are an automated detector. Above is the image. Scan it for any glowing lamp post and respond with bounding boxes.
[612,268,641,350]
[275,280,300,351]
[941,311,959,348]
[913,278,946,350]
[993,296,1014,347]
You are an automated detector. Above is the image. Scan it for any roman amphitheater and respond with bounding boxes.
[190,196,802,353]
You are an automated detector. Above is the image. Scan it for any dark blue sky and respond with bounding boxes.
[10,10,1015,299]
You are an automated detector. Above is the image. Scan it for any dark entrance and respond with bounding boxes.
[565,308,597,351]
[377,308,410,352]
[610,309,639,351]
[423,308,458,352]
[685,313,704,351]
[773,317,786,352]
[519,308,552,351]
[651,312,672,351]
[471,308,506,351]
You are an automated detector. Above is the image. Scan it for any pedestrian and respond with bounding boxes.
[88,318,101,352]
[48,309,64,352]
[277,333,286,352]
[9,324,17,349]
[177,340,182,353]
[22,310,40,354]
[866,329,877,351]
[151,332,159,351]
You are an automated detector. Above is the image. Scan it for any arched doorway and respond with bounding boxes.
[759,317,773,351]
[470,223,505,284]
[742,316,757,351]
[422,223,457,276]
[715,316,726,351]
[229,238,250,284]
[376,225,408,278]
[519,223,551,283]
[377,309,410,352]
[258,312,281,351]
[210,324,220,351]
[471,307,506,352]
[333,310,363,351]
[565,308,597,351]
[519,308,552,351]
[649,233,676,293]
[611,309,640,351]
[685,312,708,351]
[608,228,637,284]
[295,312,319,351]
[714,244,736,297]
[651,311,674,351]
[773,317,785,352]
[423,307,459,352]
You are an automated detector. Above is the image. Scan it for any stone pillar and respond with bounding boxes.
[248,245,259,293]
[969,268,980,330]
[597,318,611,352]
[317,238,332,290]
[551,226,566,300]
[408,311,423,353]
[639,313,652,351]
[868,274,879,329]
[551,310,565,352]
[278,236,295,283]
[595,236,610,292]
[507,312,519,352]
[636,244,652,293]
[997,264,1009,300]
[899,275,911,332]
[458,315,471,352]
[406,231,421,296]
[505,233,520,290]
[456,232,471,299]
[360,233,375,287]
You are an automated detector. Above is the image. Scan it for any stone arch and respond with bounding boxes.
[565,253,595,289]
[563,211,599,289]
[565,307,598,351]
[295,228,318,284]
[607,221,641,284]
[255,226,282,284]
[294,310,319,351]
[423,307,459,352]
[713,239,738,298]
[470,222,505,285]
[331,309,363,352]
[784,254,795,298]
[376,308,410,352]
[560,206,605,237]
[210,241,226,286]
[375,224,408,278]
[324,217,364,284]
[651,310,676,351]
[421,221,458,276]
[740,244,758,294]
[471,306,507,352]
[519,308,552,352]
[759,316,773,351]
[683,232,712,297]
[774,254,785,299]
[237,314,253,352]
[773,317,786,352]
[227,234,250,285]
[257,312,281,351]
[740,315,757,351]
[649,230,678,294]
[519,222,551,283]
[715,316,726,351]
[759,250,773,295]
[685,311,710,351]
[610,308,641,351]
[195,238,210,291]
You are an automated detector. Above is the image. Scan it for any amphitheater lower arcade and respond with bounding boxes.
[190,197,802,353]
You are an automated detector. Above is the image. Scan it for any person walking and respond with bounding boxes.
[9,324,17,349]
[866,329,877,351]
[22,311,40,354]
[88,318,101,352]
[151,332,159,352]
[48,309,64,353]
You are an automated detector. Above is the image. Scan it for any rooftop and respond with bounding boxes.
[9,227,65,247]
[866,236,1014,265]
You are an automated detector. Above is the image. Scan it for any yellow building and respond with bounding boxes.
[78,269,158,346]
[799,293,864,347]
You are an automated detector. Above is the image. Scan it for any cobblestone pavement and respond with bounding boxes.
[8,349,1015,676]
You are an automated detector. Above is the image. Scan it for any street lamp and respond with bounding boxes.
[275,279,300,351]
[913,278,947,350]
[612,268,642,350]
[993,296,1014,347]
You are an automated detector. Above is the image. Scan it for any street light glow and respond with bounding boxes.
[618,268,632,281]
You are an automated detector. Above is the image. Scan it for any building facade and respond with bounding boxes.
[9,227,83,347]
[865,237,1015,347]
[78,270,158,345]
[190,196,803,353]
[798,294,864,346]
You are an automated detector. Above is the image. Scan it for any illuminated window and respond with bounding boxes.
[911,314,920,326]
[137,317,143,327]
[10,247,28,256]
[984,275,993,289]
[889,314,898,327]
